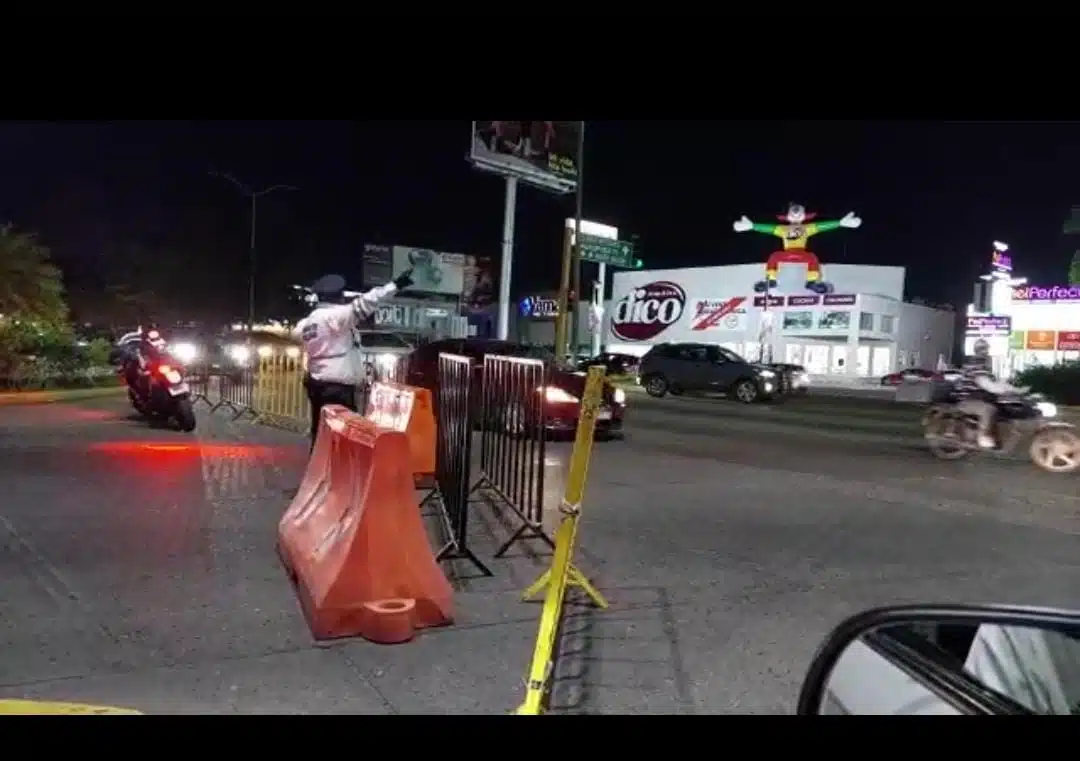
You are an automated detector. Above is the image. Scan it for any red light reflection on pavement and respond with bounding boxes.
[82,440,301,570]
[88,441,280,459]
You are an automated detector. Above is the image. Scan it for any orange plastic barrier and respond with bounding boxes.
[278,404,454,642]
[365,381,436,479]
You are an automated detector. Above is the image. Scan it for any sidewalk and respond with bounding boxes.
[0,386,124,406]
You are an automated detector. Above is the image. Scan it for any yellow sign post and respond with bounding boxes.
[515,365,609,716]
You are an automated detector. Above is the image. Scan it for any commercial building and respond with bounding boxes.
[604,263,956,378]
[960,243,1080,378]
[988,285,1080,375]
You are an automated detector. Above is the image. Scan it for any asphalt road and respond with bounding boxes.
[2,392,1080,714]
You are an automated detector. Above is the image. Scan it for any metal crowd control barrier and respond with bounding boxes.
[357,352,412,413]
[186,361,213,408]
[421,352,492,577]
[215,368,258,420]
[254,349,309,432]
[475,355,551,557]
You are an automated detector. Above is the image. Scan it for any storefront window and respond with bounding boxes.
[859,313,874,331]
[782,311,814,331]
[818,311,851,331]
[880,315,895,334]
[785,343,805,365]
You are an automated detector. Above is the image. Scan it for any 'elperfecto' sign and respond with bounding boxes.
[1012,285,1080,302]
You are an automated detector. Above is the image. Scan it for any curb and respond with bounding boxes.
[0,386,124,407]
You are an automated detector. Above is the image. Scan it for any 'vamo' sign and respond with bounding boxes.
[610,281,686,342]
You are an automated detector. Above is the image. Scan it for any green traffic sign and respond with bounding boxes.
[579,233,636,268]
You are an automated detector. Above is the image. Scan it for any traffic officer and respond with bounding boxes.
[294,270,414,449]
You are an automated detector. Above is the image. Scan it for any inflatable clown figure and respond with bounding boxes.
[733,202,861,294]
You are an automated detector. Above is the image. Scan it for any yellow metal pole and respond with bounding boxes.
[515,365,608,716]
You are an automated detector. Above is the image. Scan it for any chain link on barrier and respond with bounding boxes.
[514,365,608,716]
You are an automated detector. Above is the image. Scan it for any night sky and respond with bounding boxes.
[2,120,1077,323]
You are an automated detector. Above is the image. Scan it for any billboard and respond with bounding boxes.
[463,254,495,312]
[362,244,394,290]
[469,120,580,194]
[361,244,467,297]
[392,246,465,296]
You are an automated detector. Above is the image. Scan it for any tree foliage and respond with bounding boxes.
[1014,362,1080,406]
[0,224,68,325]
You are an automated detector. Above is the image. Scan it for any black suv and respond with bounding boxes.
[638,343,781,403]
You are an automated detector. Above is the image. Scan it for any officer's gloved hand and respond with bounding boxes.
[393,268,415,291]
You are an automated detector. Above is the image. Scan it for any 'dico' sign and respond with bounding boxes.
[1011,285,1080,302]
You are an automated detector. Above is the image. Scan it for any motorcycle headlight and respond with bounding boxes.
[1036,401,1058,418]
[171,342,199,364]
[613,388,626,405]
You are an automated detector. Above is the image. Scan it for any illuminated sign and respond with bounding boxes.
[965,315,1011,337]
[1011,285,1080,302]
[519,296,558,319]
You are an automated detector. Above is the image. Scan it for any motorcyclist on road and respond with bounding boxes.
[952,344,1027,450]
[112,327,168,396]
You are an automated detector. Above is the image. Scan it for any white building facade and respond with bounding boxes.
[995,286,1080,375]
[605,263,955,378]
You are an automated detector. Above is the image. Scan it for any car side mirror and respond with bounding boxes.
[797,604,1080,715]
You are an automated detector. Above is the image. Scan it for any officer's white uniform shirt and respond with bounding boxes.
[294,282,397,385]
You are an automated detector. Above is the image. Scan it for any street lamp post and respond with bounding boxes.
[209,171,298,332]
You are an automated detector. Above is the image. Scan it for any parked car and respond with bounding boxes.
[881,368,962,386]
[577,352,641,378]
[771,362,809,394]
[638,342,783,403]
[407,338,626,438]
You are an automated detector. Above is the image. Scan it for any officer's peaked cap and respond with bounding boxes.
[311,274,346,297]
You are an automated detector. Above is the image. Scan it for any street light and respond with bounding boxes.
[209,171,299,332]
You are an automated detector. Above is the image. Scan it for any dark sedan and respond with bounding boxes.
[407,338,626,438]
[577,351,641,378]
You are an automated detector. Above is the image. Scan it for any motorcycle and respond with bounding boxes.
[124,357,197,432]
[922,392,1079,473]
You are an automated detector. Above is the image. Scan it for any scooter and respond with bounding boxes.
[922,393,1079,473]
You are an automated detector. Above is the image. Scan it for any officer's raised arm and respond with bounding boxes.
[349,268,414,323]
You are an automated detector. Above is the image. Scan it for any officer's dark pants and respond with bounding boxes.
[303,375,358,451]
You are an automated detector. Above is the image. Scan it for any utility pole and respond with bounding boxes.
[209,172,299,332]
[554,121,586,366]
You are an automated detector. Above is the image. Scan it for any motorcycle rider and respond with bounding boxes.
[112,326,168,397]
[293,270,414,450]
[952,343,1027,450]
